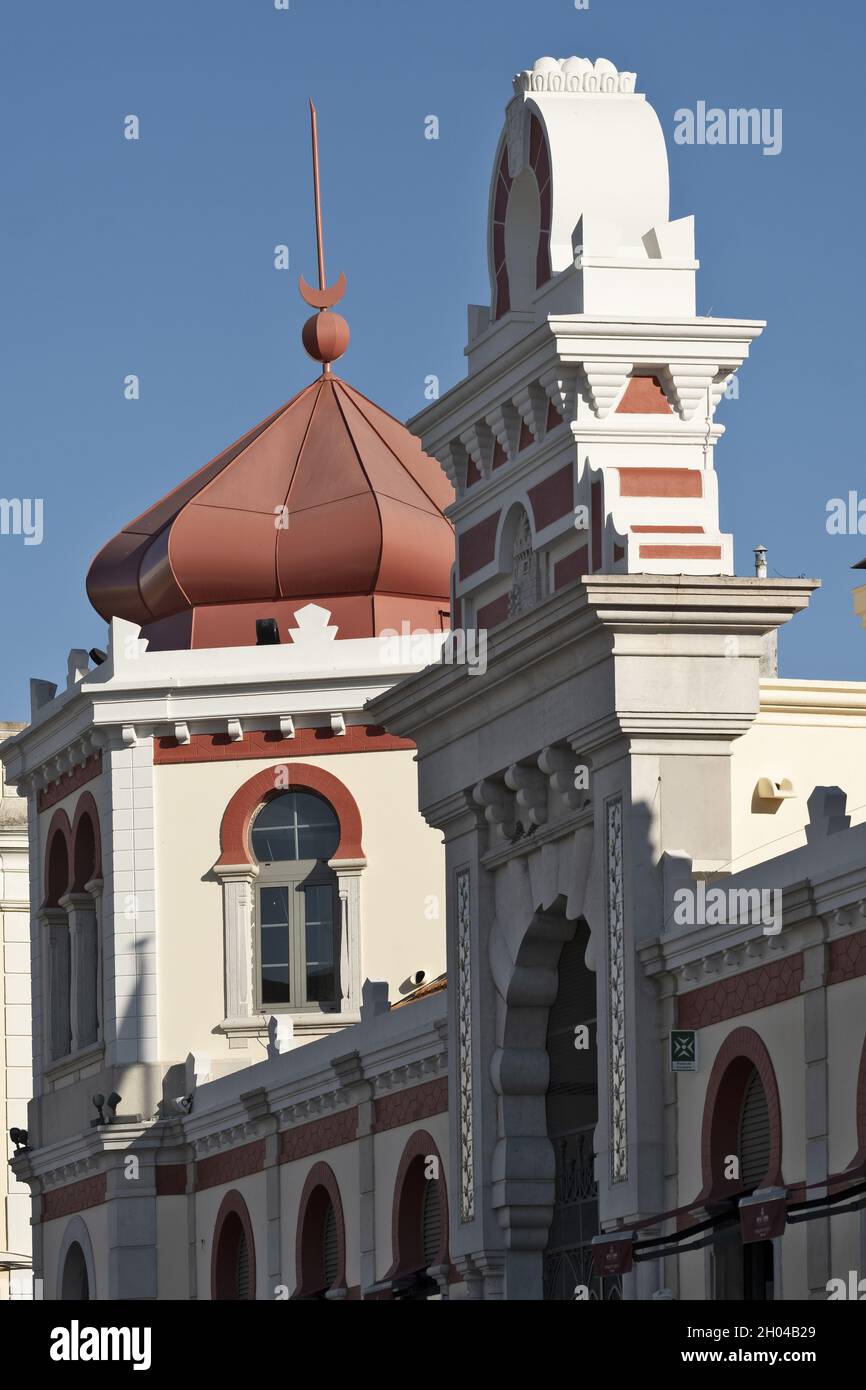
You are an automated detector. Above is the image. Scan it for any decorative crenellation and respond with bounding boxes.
[40,1154,102,1191]
[371,1053,446,1094]
[193,1120,262,1155]
[513,56,637,98]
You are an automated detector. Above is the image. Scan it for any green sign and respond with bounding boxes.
[670,1030,697,1072]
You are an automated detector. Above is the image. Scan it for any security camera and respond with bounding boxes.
[412,970,426,986]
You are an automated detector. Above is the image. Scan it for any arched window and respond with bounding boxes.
[388,1131,448,1299]
[701,1033,782,1303]
[212,1192,256,1301]
[295,1168,346,1299]
[251,791,341,1011]
[61,1241,89,1301]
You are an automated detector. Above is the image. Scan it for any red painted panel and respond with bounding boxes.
[458,512,499,580]
[591,480,602,572]
[476,593,510,630]
[676,955,803,1030]
[42,1174,106,1222]
[616,375,673,414]
[618,468,703,498]
[639,545,721,560]
[553,546,588,590]
[154,724,414,765]
[372,1078,448,1134]
[38,753,102,813]
[528,465,573,532]
[195,1139,265,1192]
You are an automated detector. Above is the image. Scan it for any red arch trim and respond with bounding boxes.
[386,1128,449,1281]
[491,115,552,323]
[211,1189,256,1301]
[43,808,73,908]
[294,1161,347,1297]
[71,791,102,890]
[699,1026,784,1201]
[217,762,364,867]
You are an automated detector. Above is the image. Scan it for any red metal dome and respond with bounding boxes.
[86,374,454,650]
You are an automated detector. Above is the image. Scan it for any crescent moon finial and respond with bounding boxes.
[301,99,348,373]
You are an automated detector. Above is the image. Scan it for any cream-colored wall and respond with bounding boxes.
[155,751,445,1067]
[731,700,866,872]
[156,1194,187,1299]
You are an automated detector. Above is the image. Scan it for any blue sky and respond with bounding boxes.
[1,0,863,719]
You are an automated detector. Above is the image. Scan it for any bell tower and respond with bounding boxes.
[413,56,765,631]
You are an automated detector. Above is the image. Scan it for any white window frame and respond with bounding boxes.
[216,853,364,1041]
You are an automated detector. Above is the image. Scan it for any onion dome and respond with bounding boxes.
[86,374,454,650]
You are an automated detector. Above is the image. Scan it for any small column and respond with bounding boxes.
[60,891,99,1051]
[333,861,364,1016]
[40,908,70,1060]
[214,864,258,1025]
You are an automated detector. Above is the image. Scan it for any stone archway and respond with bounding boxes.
[57,1216,96,1301]
[486,828,595,1300]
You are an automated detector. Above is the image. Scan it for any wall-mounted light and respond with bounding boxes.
[755,777,796,803]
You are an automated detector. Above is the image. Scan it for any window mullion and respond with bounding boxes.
[292,877,307,1009]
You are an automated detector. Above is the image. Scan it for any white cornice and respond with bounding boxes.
[758,677,866,722]
[410,314,764,458]
[369,576,818,754]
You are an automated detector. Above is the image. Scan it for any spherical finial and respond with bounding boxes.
[302,310,350,365]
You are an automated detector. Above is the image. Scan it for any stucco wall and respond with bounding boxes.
[732,694,866,872]
[154,749,445,1068]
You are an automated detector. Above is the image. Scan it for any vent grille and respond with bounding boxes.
[739,1069,771,1188]
[235,1230,250,1300]
[323,1201,338,1286]
[421,1179,442,1267]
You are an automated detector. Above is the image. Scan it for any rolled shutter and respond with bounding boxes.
[739,1069,771,1188]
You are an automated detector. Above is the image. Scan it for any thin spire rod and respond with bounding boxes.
[298,100,348,375]
[309,98,326,293]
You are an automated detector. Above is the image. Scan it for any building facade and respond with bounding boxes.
[0,722,31,1298]
[5,55,866,1302]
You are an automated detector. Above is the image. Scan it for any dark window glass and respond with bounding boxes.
[304,884,336,1002]
[251,791,340,863]
[260,887,290,1003]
